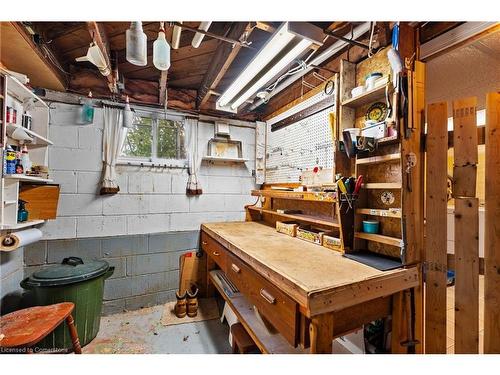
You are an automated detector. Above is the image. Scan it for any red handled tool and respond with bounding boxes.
[353,175,363,195]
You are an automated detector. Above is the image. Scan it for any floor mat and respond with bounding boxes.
[160,298,220,326]
[343,251,403,271]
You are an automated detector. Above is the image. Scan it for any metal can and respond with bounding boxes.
[6,106,13,123]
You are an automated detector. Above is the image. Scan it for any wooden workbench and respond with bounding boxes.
[201,221,419,354]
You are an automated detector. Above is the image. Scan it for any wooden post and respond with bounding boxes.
[309,313,334,354]
[453,97,479,354]
[424,102,448,353]
[484,92,500,353]
[391,291,407,353]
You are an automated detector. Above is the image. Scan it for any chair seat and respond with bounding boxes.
[0,302,75,348]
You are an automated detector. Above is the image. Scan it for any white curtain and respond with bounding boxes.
[185,117,202,195]
[100,106,128,194]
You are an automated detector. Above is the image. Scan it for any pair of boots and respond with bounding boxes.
[174,285,198,318]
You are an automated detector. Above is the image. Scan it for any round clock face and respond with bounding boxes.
[365,102,388,122]
[381,191,395,205]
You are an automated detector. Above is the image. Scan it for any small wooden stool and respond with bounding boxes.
[230,323,258,354]
[0,302,82,354]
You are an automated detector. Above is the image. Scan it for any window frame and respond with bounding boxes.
[117,108,188,168]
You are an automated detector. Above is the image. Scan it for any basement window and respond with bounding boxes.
[119,111,187,167]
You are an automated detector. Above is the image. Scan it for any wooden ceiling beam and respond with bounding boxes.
[196,22,252,109]
[85,21,118,93]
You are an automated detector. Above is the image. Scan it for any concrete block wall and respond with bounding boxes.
[4,102,258,313]
[23,231,201,315]
[41,103,257,239]
[0,248,24,314]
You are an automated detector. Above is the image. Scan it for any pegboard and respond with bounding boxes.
[266,90,335,183]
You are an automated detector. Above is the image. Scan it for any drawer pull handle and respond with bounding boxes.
[260,288,276,304]
[202,241,208,245]
[231,264,241,273]
[212,251,220,256]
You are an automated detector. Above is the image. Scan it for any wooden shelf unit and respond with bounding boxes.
[0,69,54,232]
[337,54,407,263]
[354,232,402,247]
[341,79,388,108]
[247,184,344,250]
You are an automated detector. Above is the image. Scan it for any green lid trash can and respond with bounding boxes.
[21,256,114,351]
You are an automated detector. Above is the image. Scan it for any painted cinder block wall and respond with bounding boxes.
[1,102,257,315]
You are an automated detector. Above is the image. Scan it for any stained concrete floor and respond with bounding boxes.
[83,304,232,354]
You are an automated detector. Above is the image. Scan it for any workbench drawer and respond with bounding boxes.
[201,231,228,272]
[226,253,298,346]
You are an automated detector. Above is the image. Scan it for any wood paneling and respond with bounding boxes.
[484,91,500,353]
[454,197,479,353]
[424,102,448,353]
[452,97,478,198]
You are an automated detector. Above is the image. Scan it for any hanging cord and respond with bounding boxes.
[368,22,377,58]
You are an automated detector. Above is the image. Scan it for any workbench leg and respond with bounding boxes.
[309,313,334,354]
[391,291,407,354]
[205,255,216,297]
[414,276,424,354]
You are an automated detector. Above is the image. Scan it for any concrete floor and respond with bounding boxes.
[83,275,485,354]
[83,304,232,354]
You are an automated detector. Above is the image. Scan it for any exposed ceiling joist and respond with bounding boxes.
[196,22,253,109]
[85,21,118,93]
[172,22,252,49]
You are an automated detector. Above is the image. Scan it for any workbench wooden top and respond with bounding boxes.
[201,221,419,316]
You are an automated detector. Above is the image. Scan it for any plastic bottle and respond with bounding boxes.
[21,145,31,174]
[5,145,16,174]
[81,91,94,124]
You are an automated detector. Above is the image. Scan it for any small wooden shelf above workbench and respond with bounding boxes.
[362,182,402,189]
[247,206,339,228]
[356,153,401,165]
[341,81,387,108]
[251,189,336,203]
[356,208,402,218]
[354,232,402,247]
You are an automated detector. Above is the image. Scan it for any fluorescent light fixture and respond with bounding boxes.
[216,22,315,112]
[192,21,212,48]
[172,21,183,49]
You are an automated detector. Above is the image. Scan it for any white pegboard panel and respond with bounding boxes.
[266,90,335,183]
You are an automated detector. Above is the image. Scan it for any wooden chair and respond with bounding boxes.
[230,322,259,354]
[0,302,82,354]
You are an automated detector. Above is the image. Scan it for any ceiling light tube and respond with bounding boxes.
[217,22,296,108]
[191,21,212,48]
[172,21,183,49]
[230,38,312,110]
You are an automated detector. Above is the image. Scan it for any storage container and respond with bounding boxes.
[323,234,343,252]
[296,226,327,245]
[21,257,114,350]
[361,121,387,139]
[362,220,380,234]
[276,220,299,237]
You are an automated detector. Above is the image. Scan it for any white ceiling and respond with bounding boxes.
[426,30,500,115]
